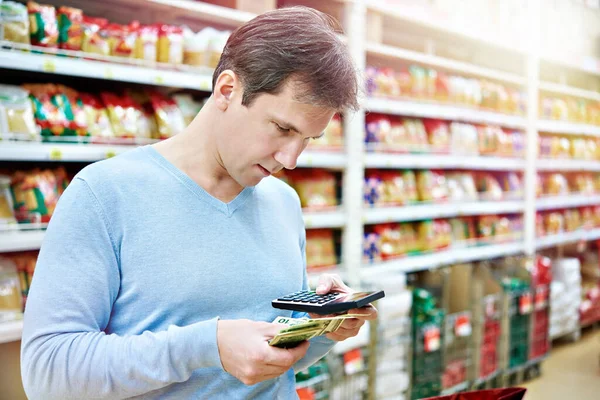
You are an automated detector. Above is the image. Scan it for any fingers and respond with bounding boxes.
[326,325,362,341]
[346,305,378,320]
[316,273,351,294]
[263,340,310,367]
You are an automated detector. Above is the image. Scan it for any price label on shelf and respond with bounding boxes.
[104,68,114,79]
[49,148,62,160]
[519,292,532,315]
[105,149,117,159]
[304,217,313,228]
[42,59,56,73]
[423,326,440,352]
[305,156,313,166]
[154,75,165,84]
[199,80,211,91]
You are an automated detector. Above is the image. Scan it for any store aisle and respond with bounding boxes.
[523,329,600,399]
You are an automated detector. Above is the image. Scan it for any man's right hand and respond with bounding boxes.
[216,319,310,385]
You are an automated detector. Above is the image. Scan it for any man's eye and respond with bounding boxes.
[276,124,291,133]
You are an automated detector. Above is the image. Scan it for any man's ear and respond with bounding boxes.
[213,70,239,111]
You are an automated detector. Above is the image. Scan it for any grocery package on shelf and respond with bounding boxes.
[362,215,523,263]
[364,169,523,207]
[279,169,339,210]
[366,65,526,115]
[411,286,444,400]
[538,133,600,161]
[365,273,411,399]
[0,255,25,323]
[295,359,330,400]
[8,167,69,224]
[530,256,552,360]
[0,174,17,227]
[365,113,525,157]
[1,251,38,313]
[538,207,600,236]
[305,229,337,272]
[540,95,600,126]
[550,258,581,340]
[0,1,230,70]
[537,172,599,196]
[0,83,197,142]
[308,114,344,151]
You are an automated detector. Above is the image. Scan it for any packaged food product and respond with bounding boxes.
[305,229,337,270]
[134,24,158,62]
[0,84,37,137]
[0,257,23,322]
[581,207,594,230]
[379,171,404,205]
[374,224,403,259]
[57,6,83,50]
[81,16,109,56]
[536,213,545,237]
[535,174,543,197]
[416,170,448,202]
[11,168,61,223]
[586,139,597,161]
[124,90,155,140]
[545,173,569,196]
[105,22,136,58]
[23,83,69,137]
[450,122,478,155]
[450,218,475,247]
[571,138,586,159]
[477,215,499,242]
[423,119,450,153]
[477,173,503,201]
[363,230,381,263]
[404,119,428,152]
[27,1,58,47]
[544,212,564,235]
[157,24,183,64]
[477,125,499,155]
[573,173,595,195]
[79,93,114,138]
[401,222,420,254]
[564,209,581,232]
[402,170,418,203]
[0,1,30,44]
[101,92,138,138]
[511,131,525,157]
[149,91,185,139]
[364,172,383,206]
[502,172,523,199]
[287,170,337,209]
[417,220,435,252]
[172,94,203,126]
[0,175,17,227]
[207,29,228,68]
[409,66,427,98]
[434,219,452,249]
[311,114,343,149]
[495,216,511,241]
[367,67,400,98]
[447,172,478,202]
[182,26,215,66]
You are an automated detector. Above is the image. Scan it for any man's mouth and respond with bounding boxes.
[258,165,271,176]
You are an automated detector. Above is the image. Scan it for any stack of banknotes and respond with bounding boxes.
[269,314,361,348]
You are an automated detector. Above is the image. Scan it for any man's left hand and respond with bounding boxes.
[310,273,378,342]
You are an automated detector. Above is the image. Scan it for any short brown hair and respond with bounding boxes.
[212,6,359,112]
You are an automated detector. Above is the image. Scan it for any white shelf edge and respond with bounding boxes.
[536,228,600,250]
[0,48,213,91]
[537,120,600,137]
[147,0,256,25]
[536,195,600,211]
[0,320,23,344]
[537,159,600,172]
[303,209,346,229]
[361,242,525,276]
[539,81,600,102]
[367,42,525,86]
[365,153,525,171]
[0,230,46,252]
[0,142,142,162]
[297,151,347,169]
[363,98,527,129]
[364,201,524,224]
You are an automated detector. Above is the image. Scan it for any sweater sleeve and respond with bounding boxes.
[21,177,223,400]
[291,219,335,372]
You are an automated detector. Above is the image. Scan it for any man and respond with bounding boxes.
[21,6,376,399]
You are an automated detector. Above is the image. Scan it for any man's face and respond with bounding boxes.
[218,81,335,187]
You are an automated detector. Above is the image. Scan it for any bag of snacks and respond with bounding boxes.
[564,209,581,232]
[363,230,381,263]
[27,1,58,47]
[305,229,337,270]
[477,173,503,201]
[81,16,109,56]
[544,212,564,235]
[23,83,69,137]
[183,26,213,66]
[79,93,114,138]
[0,175,17,227]
[148,91,185,139]
[417,220,436,252]
[57,6,83,50]
[134,24,158,62]
[0,257,23,322]
[157,24,183,65]
[379,171,405,206]
[0,1,30,44]
[450,122,478,155]
[375,224,403,260]
[0,84,38,137]
[477,215,499,243]
[318,113,343,149]
[11,168,60,223]
[106,22,137,58]
[101,92,138,138]
[172,94,203,126]
[402,170,418,203]
[417,170,448,202]
[423,119,450,153]
[404,119,428,152]
[502,172,523,199]
[544,173,568,196]
[364,172,383,206]
[287,170,337,209]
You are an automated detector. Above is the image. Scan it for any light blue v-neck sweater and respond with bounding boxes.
[20,146,334,399]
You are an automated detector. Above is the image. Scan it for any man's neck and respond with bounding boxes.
[152,103,244,203]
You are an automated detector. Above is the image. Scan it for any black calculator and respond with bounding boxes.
[272,290,385,315]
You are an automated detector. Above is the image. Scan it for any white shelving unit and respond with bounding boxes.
[536,229,600,250]
[537,120,600,136]
[0,320,23,345]
[365,153,525,170]
[537,159,600,172]
[0,230,46,253]
[537,194,600,211]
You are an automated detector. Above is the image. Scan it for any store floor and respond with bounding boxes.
[523,328,600,399]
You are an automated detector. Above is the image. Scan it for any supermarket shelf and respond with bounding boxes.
[361,242,525,277]
[365,153,525,171]
[148,0,255,25]
[297,151,347,169]
[0,142,142,162]
[303,209,346,229]
[536,228,600,250]
[537,120,600,137]
[536,194,600,211]
[0,230,45,253]
[538,81,600,102]
[364,200,524,224]
[0,44,213,91]
[537,159,600,172]
[364,98,527,129]
[307,265,345,289]
[0,320,23,344]
[367,42,525,85]
[295,373,330,390]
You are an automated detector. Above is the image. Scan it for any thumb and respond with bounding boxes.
[316,278,332,295]
[265,323,290,338]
